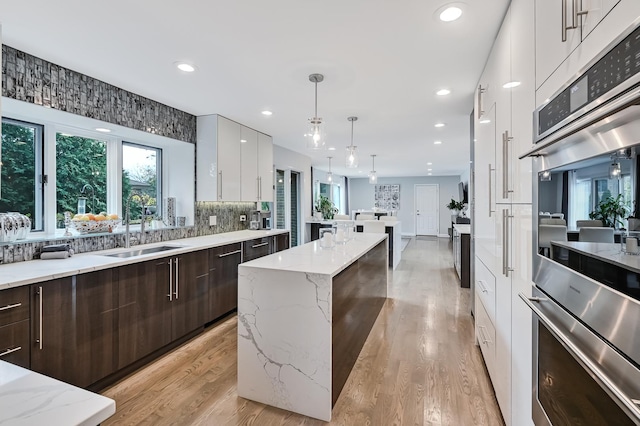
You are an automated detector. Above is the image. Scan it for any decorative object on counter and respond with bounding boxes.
[345,116,359,168]
[368,155,378,184]
[63,211,73,236]
[40,243,74,259]
[374,184,400,210]
[78,184,96,215]
[319,227,336,249]
[315,195,337,220]
[589,194,630,229]
[334,221,354,244]
[177,216,186,227]
[305,73,326,150]
[8,212,32,240]
[0,213,19,242]
[165,197,176,226]
[70,213,120,234]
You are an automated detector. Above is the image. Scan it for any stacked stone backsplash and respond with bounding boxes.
[0,202,257,264]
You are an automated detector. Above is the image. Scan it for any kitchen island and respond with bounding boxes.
[237,233,388,421]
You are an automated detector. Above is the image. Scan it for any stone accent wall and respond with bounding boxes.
[1,45,196,143]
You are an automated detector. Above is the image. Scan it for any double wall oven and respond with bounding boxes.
[523,18,640,425]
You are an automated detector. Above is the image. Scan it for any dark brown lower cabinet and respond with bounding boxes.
[0,320,30,368]
[243,237,272,261]
[274,233,290,252]
[31,270,117,388]
[117,259,172,369]
[171,251,209,339]
[208,243,242,321]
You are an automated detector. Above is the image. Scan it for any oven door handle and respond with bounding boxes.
[519,293,640,419]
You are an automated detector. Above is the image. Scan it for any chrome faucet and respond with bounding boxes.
[125,193,146,248]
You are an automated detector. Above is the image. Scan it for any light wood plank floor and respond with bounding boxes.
[102,237,504,425]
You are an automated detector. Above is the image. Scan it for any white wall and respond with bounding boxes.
[273,144,312,240]
[349,175,461,236]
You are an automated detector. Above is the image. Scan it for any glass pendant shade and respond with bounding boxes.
[306,118,325,149]
[369,171,377,184]
[327,172,333,182]
[346,146,359,168]
[609,162,621,179]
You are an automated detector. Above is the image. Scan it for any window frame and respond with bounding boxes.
[122,141,163,220]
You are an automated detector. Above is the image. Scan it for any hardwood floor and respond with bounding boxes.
[102,237,504,425]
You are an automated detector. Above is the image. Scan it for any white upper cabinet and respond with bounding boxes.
[581,0,621,39]
[215,116,242,201]
[240,126,259,202]
[257,132,274,202]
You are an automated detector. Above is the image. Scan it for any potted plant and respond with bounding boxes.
[589,194,630,229]
[446,198,465,216]
[315,195,338,220]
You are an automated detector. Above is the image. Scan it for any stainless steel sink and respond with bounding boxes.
[105,245,182,258]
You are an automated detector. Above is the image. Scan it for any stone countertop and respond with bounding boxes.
[239,233,387,277]
[0,229,288,291]
[453,224,471,234]
[551,240,640,273]
[0,361,115,426]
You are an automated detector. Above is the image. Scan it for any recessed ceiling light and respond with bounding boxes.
[328,147,336,151]
[434,123,446,128]
[503,81,521,89]
[479,118,491,124]
[261,110,273,116]
[428,173,433,176]
[428,168,433,171]
[439,6,462,22]
[95,128,111,133]
[240,139,247,143]
[434,141,442,145]
[175,62,196,72]
[427,162,433,165]
[436,89,451,96]
[358,170,363,173]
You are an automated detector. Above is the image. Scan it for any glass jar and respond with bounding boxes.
[319,228,335,249]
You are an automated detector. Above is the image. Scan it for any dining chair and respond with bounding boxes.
[334,214,350,220]
[576,219,604,228]
[540,218,566,226]
[363,220,386,233]
[579,227,614,243]
[538,224,567,257]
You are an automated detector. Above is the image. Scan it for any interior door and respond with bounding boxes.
[415,184,439,236]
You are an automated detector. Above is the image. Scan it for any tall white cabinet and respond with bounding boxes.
[197,114,273,202]
[473,0,534,425]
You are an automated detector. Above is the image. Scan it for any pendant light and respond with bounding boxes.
[327,156,333,183]
[305,73,326,150]
[609,161,621,179]
[346,116,359,168]
[369,155,378,184]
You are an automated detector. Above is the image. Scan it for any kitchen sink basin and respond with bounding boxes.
[105,245,183,258]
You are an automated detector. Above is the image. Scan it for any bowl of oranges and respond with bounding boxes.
[70,213,120,234]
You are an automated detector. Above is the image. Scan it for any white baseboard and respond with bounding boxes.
[401,232,416,237]
[437,233,449,238]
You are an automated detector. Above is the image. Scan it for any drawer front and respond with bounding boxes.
[475,292,496,380]
[475,256,496,325]
[0,319,30,368]
[243,237,272,262]
[0,286,30,326]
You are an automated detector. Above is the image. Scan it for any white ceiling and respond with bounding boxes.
[0,0,509,178]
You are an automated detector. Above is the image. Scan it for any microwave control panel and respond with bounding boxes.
[537,23,640,139]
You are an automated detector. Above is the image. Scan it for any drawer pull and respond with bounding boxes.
[477,280,488,294]
[251,242,269,248]
[218,249,242,258]
[0,302,22,312]
[0,346,21,357]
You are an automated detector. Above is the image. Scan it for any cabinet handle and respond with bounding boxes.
[562,0,581,42]
[477,280,488,293]
[252,242,269,248]
[0,346,22,358]
[218,170,223,200]
[37,286,43,350]
[502,131,513,199]
[502,209,514,277]
[168,259,173,301]
[488,164,495,217]
[478,325,490,345]
[218,249,242,258]
[573,0,588,25]
[477,85,485,119]
[259,176,262,200]
[174,258,179,299]
[257,177,260,200]
[0,302,21,312]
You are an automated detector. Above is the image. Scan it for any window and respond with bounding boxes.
[122,142,162,221]
[0,118,44,230]
[56,133,108,227]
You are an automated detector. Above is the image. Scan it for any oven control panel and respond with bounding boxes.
[536,22,640,141]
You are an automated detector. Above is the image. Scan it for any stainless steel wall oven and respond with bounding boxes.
[522,18,640,426]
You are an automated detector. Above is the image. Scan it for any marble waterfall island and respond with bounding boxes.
[237,233,388,421]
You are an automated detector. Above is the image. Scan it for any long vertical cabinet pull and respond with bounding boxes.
[488,164,495,217]
[562,0,571,41]
[477,85,485,119]
[502,131,513,199]
[218,171,223,200]
[174,258,179,299]
[259,177,262,200]
[502,209,514,277]
[168,259,173,300]
[257,177,261,201]
[573,0,588,27]
[36,286,43,350]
